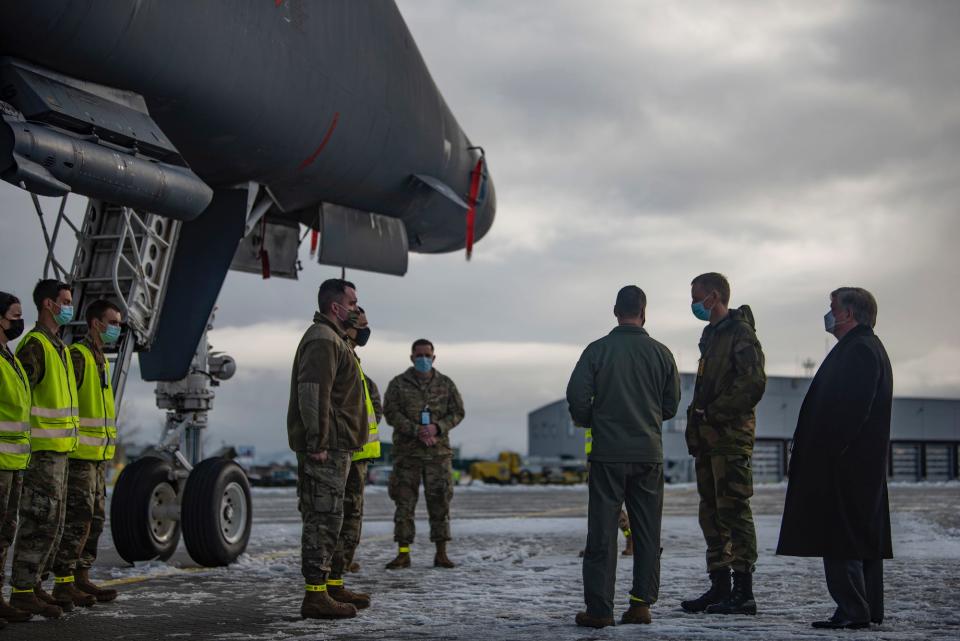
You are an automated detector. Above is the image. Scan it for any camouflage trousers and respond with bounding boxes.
[52,460,107,576]
[389,455,453,545]
[297,450,350,585]
[695,454,757,574]
[11,451,69,589]
[0,469,23,586]
[329,460,368,579]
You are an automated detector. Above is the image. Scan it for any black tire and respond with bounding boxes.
[181,457,252,567]
[110,456,181,563]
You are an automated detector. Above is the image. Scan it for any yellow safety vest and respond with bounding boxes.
[352,361,380,462]
[16,331,78,453]
[0,349,31,470]
[584,428,593,455]
[70,343,117,461]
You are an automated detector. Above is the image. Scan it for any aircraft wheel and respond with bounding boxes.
[181,457,252,567]
[111,456,181,563]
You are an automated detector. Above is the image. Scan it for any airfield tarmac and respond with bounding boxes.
[7,482,960,641]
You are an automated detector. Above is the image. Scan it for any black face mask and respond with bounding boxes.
[2,318,24,341]
[355,327,371,347]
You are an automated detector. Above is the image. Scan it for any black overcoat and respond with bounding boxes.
[776,324,893,559]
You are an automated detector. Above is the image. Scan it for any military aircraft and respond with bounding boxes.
[0,1,495,567]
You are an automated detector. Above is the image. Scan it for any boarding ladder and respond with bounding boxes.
[31,195,180,409]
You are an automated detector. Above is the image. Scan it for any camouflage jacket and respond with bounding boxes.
[686,305,766,457]
[384,367,465,459]
[69,335,107,390]
[17,323,70,388]
[287,313,368,453]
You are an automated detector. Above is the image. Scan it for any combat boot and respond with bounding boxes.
[681,568,731,613]
[326,580,370,609]
[434,541,455,568]
[36,582,73,612]
[0,594,32,623]
[52,577,97,608]
[76,568,118,603]
[385,546,411,570]
[574,611,614,628]
[622,530,634,556]
[706,571,756,615]
[300,587,357,619]
[9,590,60,619]
[620,599,652,625]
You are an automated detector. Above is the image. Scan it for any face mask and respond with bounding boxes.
[414,356,433,373]
[54,303,74,326]
[101,324,122,345]
[354,326,371,347]
[691,298,711,322]
[824,310,836,333]
[2,318,24,341]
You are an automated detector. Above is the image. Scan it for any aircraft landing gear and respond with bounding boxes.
[111,456,181,562]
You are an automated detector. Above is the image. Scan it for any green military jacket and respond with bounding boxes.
[566,325,681,463]
[287,313,368,453]
[686,305,767,457]
[384,367,465,459]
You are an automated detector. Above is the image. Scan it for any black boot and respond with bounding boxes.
[681,569,730,613]
[706,571,756,615]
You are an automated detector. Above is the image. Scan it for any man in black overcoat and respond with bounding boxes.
[777,287,893,630]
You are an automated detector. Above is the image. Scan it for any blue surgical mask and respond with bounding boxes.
[414,356,433,373]
[823,310,836,333]
[54,304,74,326]
[691,298,711,322]
[101,324,122,345]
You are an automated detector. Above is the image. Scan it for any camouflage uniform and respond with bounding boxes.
[52,337,109,576]
[11,325,73,589]
[384,367,465,545]
[0,470,23,586]
[685,306,766,574]
[330,376,382,578]
[287,313,367,585]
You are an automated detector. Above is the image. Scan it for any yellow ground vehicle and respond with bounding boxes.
[469,451,529,485]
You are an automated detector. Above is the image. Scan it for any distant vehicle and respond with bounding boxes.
[469,451,589,485]
[367,465,393,486]
[253,469,297,488]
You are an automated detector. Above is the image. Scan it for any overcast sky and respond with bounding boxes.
[2,1,958,462]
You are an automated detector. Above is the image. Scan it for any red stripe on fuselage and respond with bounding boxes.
[298,112,340,170]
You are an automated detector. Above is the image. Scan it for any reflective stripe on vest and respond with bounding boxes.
[0,351,31,470]
[70,343,117,461]
[352,361,381,462]
[15,331,78,454]
[584,428,593,455]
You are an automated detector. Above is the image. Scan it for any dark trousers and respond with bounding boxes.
[823,558,884,624]
[583,461,663,618]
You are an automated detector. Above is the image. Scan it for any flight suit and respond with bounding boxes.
[384,367,464,546]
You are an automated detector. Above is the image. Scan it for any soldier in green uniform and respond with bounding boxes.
[326,308,382,610]
[384,339,465,570]
[0,292,33,626]
[681,273,766,616]
[51,299,122,606]
[9,280,80,619]
[287,279,368,620]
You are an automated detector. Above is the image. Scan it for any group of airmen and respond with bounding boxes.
[286,278,464,619]
[0,280,122,626]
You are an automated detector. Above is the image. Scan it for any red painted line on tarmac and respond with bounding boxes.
[298,112,340,170]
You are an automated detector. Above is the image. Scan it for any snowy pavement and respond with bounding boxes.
[7,483,960,640]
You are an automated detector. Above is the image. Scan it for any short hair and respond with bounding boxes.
[614,286,646,317]
[831,287,878,328]
[0,291,20,317]
[317,279,356,313]
[691,272,731,305]
[85,299,122,325]
[32,279,70,311]
[411,338,434,353]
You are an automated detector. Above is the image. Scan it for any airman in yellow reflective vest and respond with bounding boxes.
[0,292,32,625]
[328,308,381,608]
[9,280,80,618]
[52,299,123,605]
